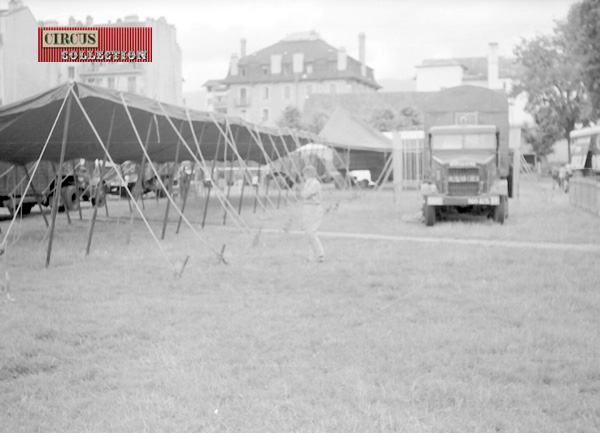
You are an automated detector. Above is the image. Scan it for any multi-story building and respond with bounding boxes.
[41,14,183,106]
[213,31,380,126]
[415,43,520,93]
[0,0,60,106]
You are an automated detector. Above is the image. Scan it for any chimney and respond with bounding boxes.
[271,54,282,74]
[292,52,304,74]
[359,33,366,76]
[337,47,347,71]
[86,15,93,26]
[230,53,239,76]
[488,42,499,89]
[8,0,23,10]
[240,38,247,57]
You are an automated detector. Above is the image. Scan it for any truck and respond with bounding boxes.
[419,85,512,226]
[0,160,105,215]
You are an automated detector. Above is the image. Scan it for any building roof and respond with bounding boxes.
[222,32,380,89]
[417,56,521,80]
[304,91,435,125]
[319,107,392,152]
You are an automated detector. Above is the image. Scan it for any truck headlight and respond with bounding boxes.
[490,179,508,196]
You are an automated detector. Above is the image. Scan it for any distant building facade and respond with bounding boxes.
[74,15,182,105]
[0,0,60,106]
[208,31,380,126]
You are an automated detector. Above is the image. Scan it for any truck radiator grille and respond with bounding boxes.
[448,168,480,196]
[448,183,479,196]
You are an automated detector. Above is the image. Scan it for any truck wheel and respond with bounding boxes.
[62,185,79,211]
[424,204,436,226]
[92,191,106,208]
[494,196,507,224]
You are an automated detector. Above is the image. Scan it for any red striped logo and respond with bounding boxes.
[38,27,152,62]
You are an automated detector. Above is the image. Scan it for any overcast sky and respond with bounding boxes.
[24,0,578,93]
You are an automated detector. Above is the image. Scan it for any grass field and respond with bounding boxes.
[1,178,599,433]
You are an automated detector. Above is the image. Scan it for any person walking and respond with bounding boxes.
[301,165,325,262]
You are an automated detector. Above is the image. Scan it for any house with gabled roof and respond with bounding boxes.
[215,31,380,126]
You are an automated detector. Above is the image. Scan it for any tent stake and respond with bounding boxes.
[46,92,73,268]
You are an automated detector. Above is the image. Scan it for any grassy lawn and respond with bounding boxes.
[1,178,599,432]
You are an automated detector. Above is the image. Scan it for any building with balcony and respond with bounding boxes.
[212,31,380,126]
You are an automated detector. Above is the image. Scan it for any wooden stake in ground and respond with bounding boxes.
[46,91,73,268]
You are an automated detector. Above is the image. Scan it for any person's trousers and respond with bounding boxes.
[303,204,324,258]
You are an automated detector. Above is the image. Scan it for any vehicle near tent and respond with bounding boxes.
[570,126,600,178]
[350,170,376,188]
[0,160,103,215]
[419,85,511,226]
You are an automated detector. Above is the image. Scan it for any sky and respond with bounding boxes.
[22,0,579,94]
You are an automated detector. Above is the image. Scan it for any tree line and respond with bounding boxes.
[514,0,600,161]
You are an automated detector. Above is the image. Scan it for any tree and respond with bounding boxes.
[513,25,590,162]
[306,111,330,134]
[369,108,397,132]
[565,0,600,120]
[522,108,564,158]
[277,106,304,130]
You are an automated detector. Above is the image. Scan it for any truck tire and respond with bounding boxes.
[424,204,436,226]
[62,185,79,211]
[493,196,507,224]
[92,191,106,208]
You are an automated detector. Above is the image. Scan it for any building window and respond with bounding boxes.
[107,77,115,89]
[239,87,248,105]
[283,85,291,100]
[455,112,478,125]
[282,64,291,75]
[329,83,337,94]
[240,67,246,77]
[262,86,270,100]
[261,108,269,122]
[128,76,137,93]
[68,66,75,79]
[262,66,269,76]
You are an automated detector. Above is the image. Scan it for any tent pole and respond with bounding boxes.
[69,88,180,273]
[279,129,303,186]
[222,126,234,225]
[176,123,205,234]
[266,133,294,205]
[135,118,154,211]
[127,118,154,239]
[46,91,73,268]
[202,133,221,229]
[86,106,116,255]
[70,160,83,220]
[161,121,183,240]
[214,116,268,211]
[254,163,260,214]
[246,123,286,208]
[237,145,252,215]
[20,165,49,227]
[119,95,226,263]
[51,162,72,224]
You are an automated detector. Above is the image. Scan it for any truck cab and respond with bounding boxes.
[420,124,508,226]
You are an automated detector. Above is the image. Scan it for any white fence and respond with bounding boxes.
[569,177,600,217]
[392,130,425,190]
